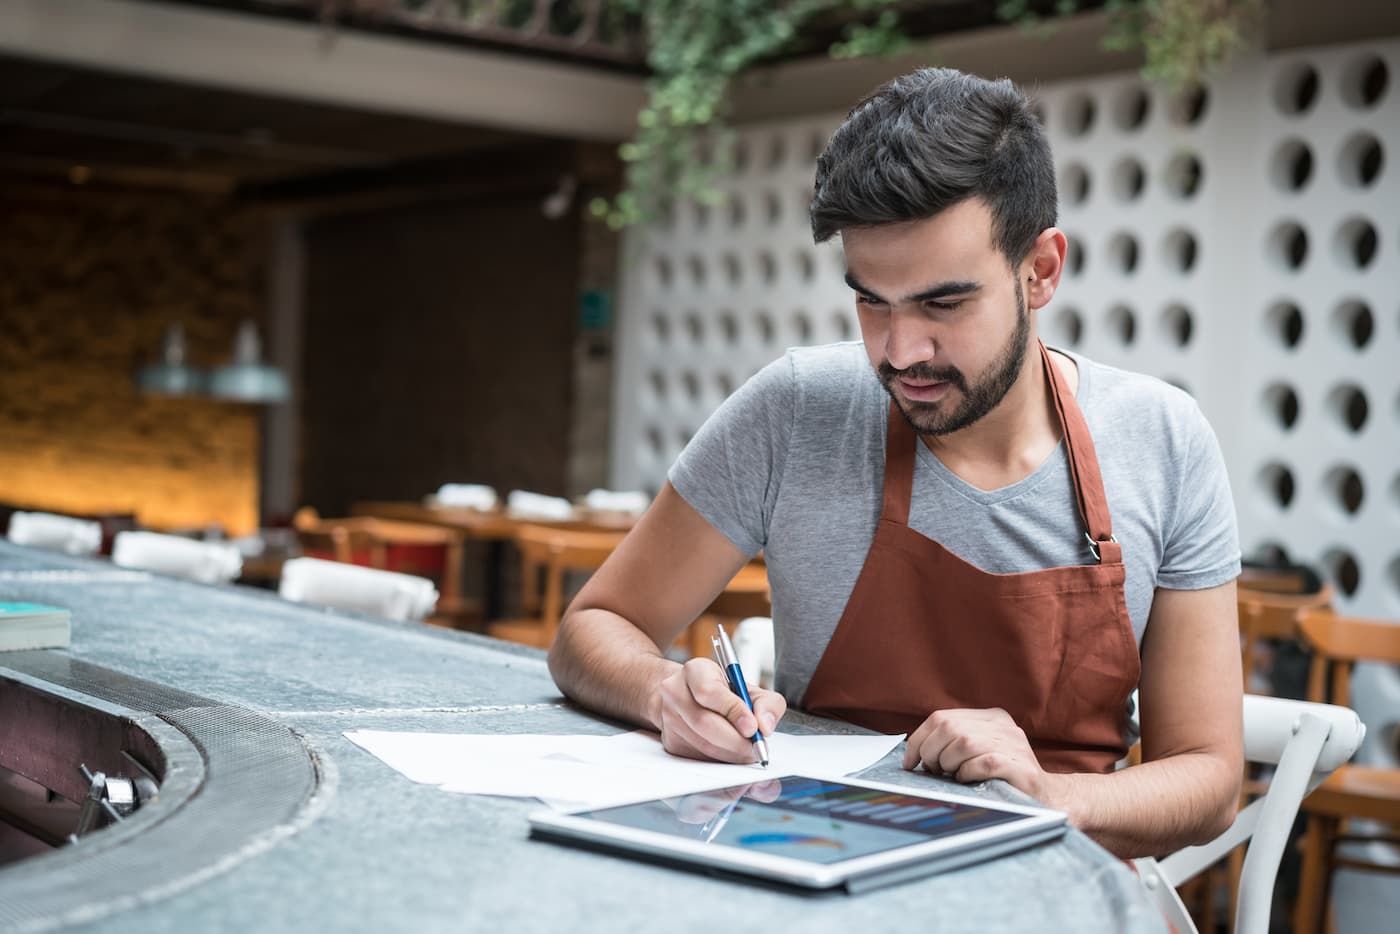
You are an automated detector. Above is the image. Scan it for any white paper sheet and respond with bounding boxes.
[344,729,904,810]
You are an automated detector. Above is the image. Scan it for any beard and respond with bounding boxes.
[878,279,1031,437]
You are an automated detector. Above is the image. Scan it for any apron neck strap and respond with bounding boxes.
[882,402,917,525]
[1040,341,1119,564]
[879,342,1119,563]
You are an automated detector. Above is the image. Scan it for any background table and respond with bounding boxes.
[0,541,1166,932]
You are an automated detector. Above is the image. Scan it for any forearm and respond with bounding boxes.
[1039,753,1240,859]
[547,607,680,731]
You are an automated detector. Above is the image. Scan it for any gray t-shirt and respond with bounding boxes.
[669,341,1240,707]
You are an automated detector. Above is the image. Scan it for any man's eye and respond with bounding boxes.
[855,294,884,307]
[928,300,964,312]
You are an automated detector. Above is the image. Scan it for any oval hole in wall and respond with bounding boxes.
[1331,299,1374,350]
[1341,55,1389,109]
[1164,151,1204,199]
[1113,86,1151,130]
[1323,465,1366,516]
[1108,304,1137,347]
[1159,303,1194,347]
[1322,547,1362,598]
[1258,462,1297,510]
[1262,383,1301,431]
[1270,139,1313,193]
[1267,222,1309,272]
[1274,62,1320,116]
[1338,132,1383,189]
[1333,218,1379,269]
[1265,301,1305,349]
[1327,383,1369,433]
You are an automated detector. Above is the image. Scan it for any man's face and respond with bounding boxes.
[841,199,1033,437]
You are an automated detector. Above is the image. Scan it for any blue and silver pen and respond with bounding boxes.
[712,624,770,768]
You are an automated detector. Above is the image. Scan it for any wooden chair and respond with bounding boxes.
[486,525,624,649]
[1175,582,1335,932]
[291,507,474,626]
[1237,584,1334,696]
[1292,610,1400,934]
[680,560,772,661]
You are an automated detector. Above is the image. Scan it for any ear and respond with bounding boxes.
[1021,228,1066,311]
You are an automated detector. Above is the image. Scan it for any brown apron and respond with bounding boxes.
[803,342,1140,774]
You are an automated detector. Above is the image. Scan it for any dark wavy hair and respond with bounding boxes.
[810,68,1056,266]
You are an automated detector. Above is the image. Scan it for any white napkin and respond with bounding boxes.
[581,489,650,516]
[6,511,103,556]
[111,531,243,584]
[505,490,574,521]
[279,557,439,622]
[433,484,498,511]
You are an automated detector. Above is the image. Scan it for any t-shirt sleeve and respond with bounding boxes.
[1157,401,1241,590]
[667,354,795,556]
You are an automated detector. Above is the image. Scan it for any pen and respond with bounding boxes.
[711,624,770,767]
[699,790,742,843]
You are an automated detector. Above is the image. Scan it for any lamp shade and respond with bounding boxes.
[207,320,289,404]
[135,323,205,396]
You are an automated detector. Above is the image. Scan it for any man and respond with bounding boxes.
[549,68,1242,859]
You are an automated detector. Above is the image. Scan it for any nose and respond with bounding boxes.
[884,308,936,372]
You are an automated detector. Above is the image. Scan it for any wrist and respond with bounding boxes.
[1036,771,1081,826]
[641,657,681,732]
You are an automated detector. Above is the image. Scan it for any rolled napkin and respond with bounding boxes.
[278,557,438,622]
[111,531,243,585]
[582,489,651,517]
[6,511,103,556]
[505,490,575,522]
[433,483,499,511]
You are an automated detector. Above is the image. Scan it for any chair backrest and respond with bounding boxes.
[111,531,243,584]
[1297,610,1400,706]
[1237,585,1334,695]
[278,556,439,622]
[293,508,460,582]
[1134,695,1365,934]
[6,511,103,556]
[512,524,623,641]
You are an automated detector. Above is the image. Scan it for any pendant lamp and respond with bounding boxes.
[207,320,290,404]
[135,323,205,396]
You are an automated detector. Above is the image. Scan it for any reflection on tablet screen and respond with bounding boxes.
[577,776,1024,865]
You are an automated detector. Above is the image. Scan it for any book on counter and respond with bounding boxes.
[0,602,71,651]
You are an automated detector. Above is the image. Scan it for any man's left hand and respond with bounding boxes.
[901,707,1052,803]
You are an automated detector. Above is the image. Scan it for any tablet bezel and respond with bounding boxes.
[528,772,1068,890]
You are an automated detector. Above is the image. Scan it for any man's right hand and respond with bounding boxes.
[656,657,787,764]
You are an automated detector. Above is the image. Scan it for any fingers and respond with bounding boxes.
[750,688,787,736]
[902,708,1030,781]
[684,659,758,735]
[658,659,784,764]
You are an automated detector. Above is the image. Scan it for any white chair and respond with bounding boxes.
[732,616,776,690]
[111,531,243,584]
[6,511,102,556]
[1133,695,1366,934]
[278,556,439,622]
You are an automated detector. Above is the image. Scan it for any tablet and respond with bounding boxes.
[528,774,1067,893]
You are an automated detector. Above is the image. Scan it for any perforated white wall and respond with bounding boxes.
[611,40,1398,618]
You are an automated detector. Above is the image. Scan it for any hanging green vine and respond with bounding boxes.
[595,0,1267,230]
[997,0,1265,89]
[590,0,909,230]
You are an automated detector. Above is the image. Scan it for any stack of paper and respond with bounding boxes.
[0,602,71,652]
[344,729,904,810]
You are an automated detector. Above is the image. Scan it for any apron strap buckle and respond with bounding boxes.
[1086,532,1118,564]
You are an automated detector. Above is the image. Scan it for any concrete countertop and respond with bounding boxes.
[0,542,1164,933]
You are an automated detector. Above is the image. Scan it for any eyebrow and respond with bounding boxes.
[843,272,983,305]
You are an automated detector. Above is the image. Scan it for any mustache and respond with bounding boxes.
[877,361,967,392]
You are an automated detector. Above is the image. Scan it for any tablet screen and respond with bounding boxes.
[570,775,1026,865]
